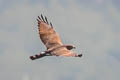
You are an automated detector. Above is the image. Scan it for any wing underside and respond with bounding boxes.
[37,14,63,49]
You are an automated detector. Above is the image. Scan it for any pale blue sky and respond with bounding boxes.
[0,0,120,80]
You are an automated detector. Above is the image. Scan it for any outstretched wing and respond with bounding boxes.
[37,14,63,50]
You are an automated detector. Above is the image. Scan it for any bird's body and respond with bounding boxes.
[30,14,82,60]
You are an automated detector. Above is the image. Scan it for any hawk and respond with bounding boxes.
[30,14,82,60]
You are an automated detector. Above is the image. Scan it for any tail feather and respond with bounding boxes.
[30,52,52,60]
[30,53,46,60]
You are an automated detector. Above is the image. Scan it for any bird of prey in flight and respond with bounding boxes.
[30,14,82,60]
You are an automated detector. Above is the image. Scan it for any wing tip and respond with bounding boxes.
[50,22,53,28]
[37,14,53,28]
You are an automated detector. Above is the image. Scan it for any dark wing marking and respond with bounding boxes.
[45,16,49,24]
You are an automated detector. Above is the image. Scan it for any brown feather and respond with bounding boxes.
[36,15,80,57]
[51,47,73,56]
[29,15,82,60]
[38,21,62,49]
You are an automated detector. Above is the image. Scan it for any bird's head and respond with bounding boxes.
[64,45,76,50]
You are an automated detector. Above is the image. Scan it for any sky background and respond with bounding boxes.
[0,0,120,80]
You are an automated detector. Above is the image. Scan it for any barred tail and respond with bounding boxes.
[30,54,46,60]
[29,52,51,60]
